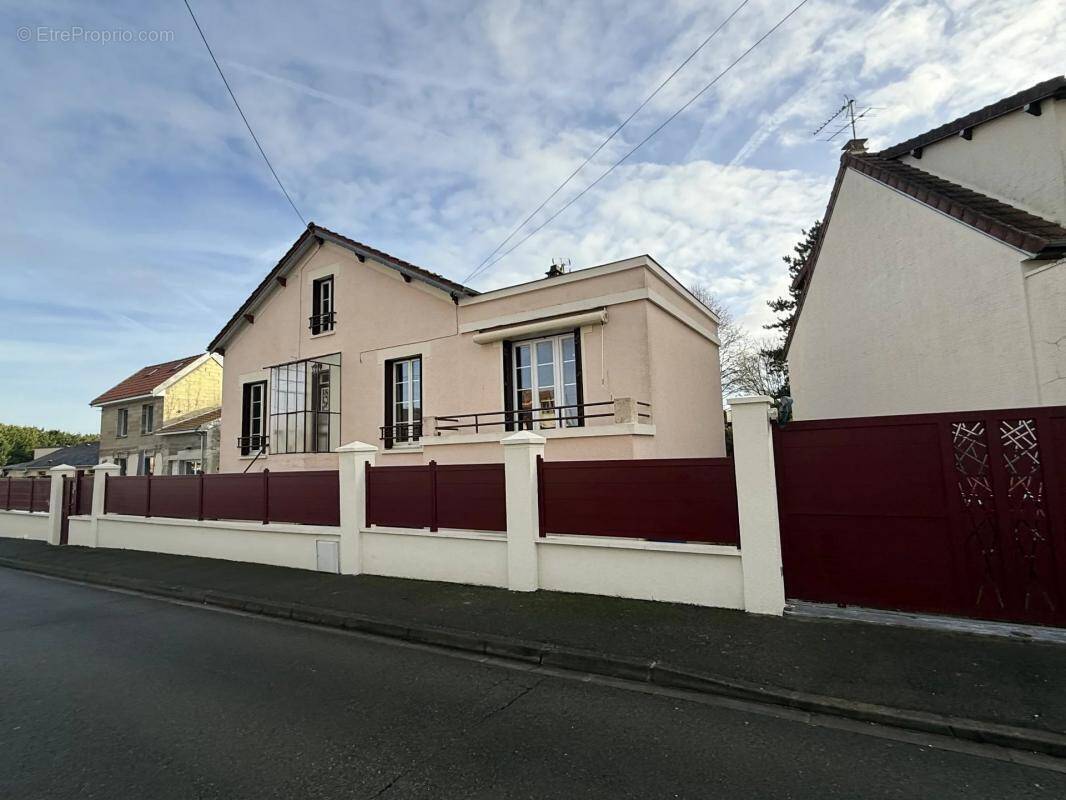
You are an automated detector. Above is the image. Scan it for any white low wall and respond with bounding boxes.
[89,515,340,572]
[68,516,93,546]
[0,509,50,541]
[537,536,744,608]
[361,527,509,588]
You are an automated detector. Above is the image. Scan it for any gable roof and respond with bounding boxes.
[784,152,1066,357]
[207,223,478,353]
[879,75,1066,159]
[8,441,99,471]
[156,406,221,435]
[90,354,204,406]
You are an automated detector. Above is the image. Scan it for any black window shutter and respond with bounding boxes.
[383,361,394,449]
[241,383,252,455]
[502,341,514,432]
[572,328,585,426]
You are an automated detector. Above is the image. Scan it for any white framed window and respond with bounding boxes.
[116,408,128,438]
[511,333,579,430]
[115,456,127,476]
[385,356,421,447]
[141,403,154,434]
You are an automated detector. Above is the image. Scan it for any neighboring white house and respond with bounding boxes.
[787,76,1066,420]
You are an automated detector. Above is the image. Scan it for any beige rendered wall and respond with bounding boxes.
[163,358,223,421]
[645,302,725,457]
[788,167,1041,419]
[1024,259,1066,404]
[899,99,1066,226]
[219,245,724,472]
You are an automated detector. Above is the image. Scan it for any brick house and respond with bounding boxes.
[208,225,725,473]
[90,354,223,474]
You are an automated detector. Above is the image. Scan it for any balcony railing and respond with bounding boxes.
[379,422,423,447]
[237,434,269,452]
[432,398,651,435]
[308,310,336,334]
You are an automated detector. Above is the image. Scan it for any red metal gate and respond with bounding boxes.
[774,405,1066,627]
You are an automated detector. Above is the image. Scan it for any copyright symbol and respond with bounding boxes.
[16,26,31,42]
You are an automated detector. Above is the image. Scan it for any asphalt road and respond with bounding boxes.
[1,569,1062,799]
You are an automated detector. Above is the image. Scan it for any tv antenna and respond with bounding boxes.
[812,96,879,142]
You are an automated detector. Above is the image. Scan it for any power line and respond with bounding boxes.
[182,0,307,226]
[466,0,812,284]
[463,0,752,283]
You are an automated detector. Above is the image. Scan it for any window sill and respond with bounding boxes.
[310,329,337,340]
[381,445,424,455]
[237,453,268,460]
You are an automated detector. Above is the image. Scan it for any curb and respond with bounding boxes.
[3,556,1065,759]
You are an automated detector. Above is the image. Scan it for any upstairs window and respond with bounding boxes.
[507,332,582,431]
[240,381,267,456]
[384,356,421,448]
[141,403,154,434]
[269,354,341,454]
[310,275,335,334]
[116,408,129,438]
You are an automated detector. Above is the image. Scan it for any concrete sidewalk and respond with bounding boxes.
[1,538,1063,747]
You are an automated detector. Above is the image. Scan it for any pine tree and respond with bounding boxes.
[761,220,822,396]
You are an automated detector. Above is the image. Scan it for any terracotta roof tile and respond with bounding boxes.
[90,355,203,406]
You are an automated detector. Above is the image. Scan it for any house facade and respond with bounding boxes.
[209,225,725,473]
[787,76,1066,420]
[91,354,224,474]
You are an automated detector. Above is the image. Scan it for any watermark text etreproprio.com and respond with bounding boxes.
[17,26,174,44]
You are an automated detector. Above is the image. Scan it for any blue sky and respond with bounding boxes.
[1,0,1063,432]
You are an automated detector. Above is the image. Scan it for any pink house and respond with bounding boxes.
[208,225,725,473]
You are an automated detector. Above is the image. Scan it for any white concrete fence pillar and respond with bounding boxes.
[729,396,786,616]
[46,464,76,546]
[502,430,545,592]
[89,462,121,547]
[337,441,378,576]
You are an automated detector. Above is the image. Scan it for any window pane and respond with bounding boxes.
[516,365,531,391]
[536,340,553,365]
[515,344,530,369]
[537,363,554,389]
[561,335,575,361]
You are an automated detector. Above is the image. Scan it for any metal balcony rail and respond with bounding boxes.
[236,434,269,451]
[379,422,424,445]
[433,399,651,434]
[308,310,336,334]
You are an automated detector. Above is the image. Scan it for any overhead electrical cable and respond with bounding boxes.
[463,0,753,282]
[465,0,811,283]
[182,0,307,225]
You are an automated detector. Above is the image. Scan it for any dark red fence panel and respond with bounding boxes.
[202,473,266,522]
[5,477,49,512]
[366,465,433,529]
[75,475,93,516]
[435,464,506,531]
[774,405,1066,628]
[366,461,506,532]
[149,475,201,520]
[104,476,148,515]
[538,457,739,544]
[269,471,340,526]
